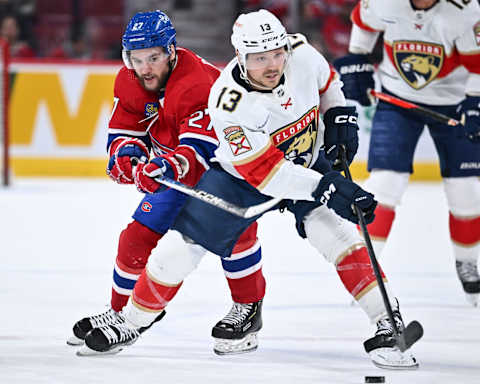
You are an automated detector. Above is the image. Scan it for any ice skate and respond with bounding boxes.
[76,310,165,356]
[364,309,419,370]
[67,308,124,346]
[456,260,480,307]
[212,300,262,355]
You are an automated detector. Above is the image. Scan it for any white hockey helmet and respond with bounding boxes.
[231,9,291,80]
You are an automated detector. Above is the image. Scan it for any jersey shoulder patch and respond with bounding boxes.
[223,126,253,156]
[288,33,308,50]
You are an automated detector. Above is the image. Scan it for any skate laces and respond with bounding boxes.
[100,323,140,344]
[90,308,123,328]
[376,312,404,337]
[456,261,480,282]
[221,303,253,325]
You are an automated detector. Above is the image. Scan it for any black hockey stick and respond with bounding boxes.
[339,147,423,352]
[154,175,282,218]
[369,89,463,126]
[131,157,281,218]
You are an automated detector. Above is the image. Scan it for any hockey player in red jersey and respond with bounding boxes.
[334,0,480,306]
[68,10,266,355]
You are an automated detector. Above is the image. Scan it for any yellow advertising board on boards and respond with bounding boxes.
[10,62,119,177]
[8,61,441,180]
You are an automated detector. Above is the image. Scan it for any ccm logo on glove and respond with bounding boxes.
[318,183,336,205]
[334,115,358,124]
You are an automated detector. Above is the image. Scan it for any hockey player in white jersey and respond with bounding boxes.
[334,0,480,306]
[82,9,422,369]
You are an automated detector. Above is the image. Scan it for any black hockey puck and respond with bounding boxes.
[365,376,385,383]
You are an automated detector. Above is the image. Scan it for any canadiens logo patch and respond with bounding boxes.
[272,107,318,167]
[393,41,444,90]
[141,202,153,212]
[144,102,159,117]
[224,126,252,156]
[474,22,480,46]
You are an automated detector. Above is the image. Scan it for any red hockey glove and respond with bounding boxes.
[107,137,149,184]
[134,156,183,193]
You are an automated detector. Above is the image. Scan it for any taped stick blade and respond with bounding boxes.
[397,320,424,352]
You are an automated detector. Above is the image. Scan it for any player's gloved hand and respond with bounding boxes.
[333,53,375,106]
[312,171,377,224]
[459,96,480,143]
[323,106,359,170]
[107,137,149,184]
[134,156,181,194]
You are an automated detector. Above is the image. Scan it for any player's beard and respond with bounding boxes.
[139,73,166,93]
[138,58,174,93]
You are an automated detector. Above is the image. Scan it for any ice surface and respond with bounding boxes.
[1,179,479,383]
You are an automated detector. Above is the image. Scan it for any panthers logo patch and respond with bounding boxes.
[144,102,159,117]
[272,107,318,167]
[393,41,444,90]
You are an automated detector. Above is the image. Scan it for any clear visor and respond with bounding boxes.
[129,49,170,68]
[244,48,288,70]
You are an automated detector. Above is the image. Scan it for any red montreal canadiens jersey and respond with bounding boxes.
[108,48,220,186]
[350,0,480,105]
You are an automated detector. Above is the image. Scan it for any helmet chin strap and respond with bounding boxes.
[161,52,178,89]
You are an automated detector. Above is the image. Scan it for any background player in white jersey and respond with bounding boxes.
[85,9,422,369]
[334,0,480,306]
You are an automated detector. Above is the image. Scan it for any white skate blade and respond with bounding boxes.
[76,345,124,356]
[213,332,259,355]
[465,293,479,307]
[369,347,419,370]
[66,335,84,346]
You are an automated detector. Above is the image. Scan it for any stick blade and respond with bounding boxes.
[397,320,423,352]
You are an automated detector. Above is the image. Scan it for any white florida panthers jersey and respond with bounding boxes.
[207,34,346,201]
[349,0,480,105]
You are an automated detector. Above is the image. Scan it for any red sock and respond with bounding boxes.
[224,222,266,303]
[449,213,480,246]
[358,204,395,240]
[132,269,182,311]
[336,247,386,300]
[111,221,163,311]
[227,268,266,303]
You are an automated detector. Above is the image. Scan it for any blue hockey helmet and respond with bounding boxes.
[122,10,176,67]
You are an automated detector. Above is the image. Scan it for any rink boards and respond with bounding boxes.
[8,60,441,180]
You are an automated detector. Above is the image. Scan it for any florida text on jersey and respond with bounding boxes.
[350,0,480,105]
[208,34,345,201]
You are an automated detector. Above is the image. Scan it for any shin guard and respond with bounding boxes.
[131,269,182,312]
[336,246,396,321]
[223,223,266,303]
[358,204,395,257]
[111,221,163,311]
[449,213,480,262]
[336,247,384,299]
